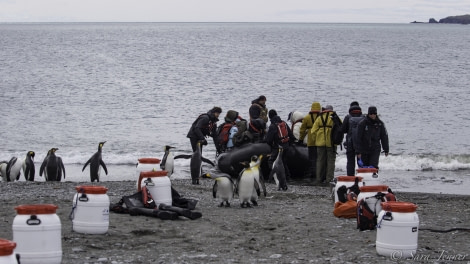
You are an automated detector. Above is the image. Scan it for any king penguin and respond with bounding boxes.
[175,141,214,185]
[250,155,266,201]
[41,148,66,181]
[236,162,261,208]
[6,156,23,182]
[212,174,235,207]
[39,148,52,180]
[82,141,108,182]
[22,151,36,181]
[0,160,9,181]
[268,147,288,191]
[160,145,175,176]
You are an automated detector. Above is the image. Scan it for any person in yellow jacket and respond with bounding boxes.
[311,105,341,185]
[299,102,321,179]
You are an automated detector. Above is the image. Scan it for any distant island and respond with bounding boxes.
[411,14,470,24]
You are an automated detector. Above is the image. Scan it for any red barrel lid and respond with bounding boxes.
[140,170,168,177]
[359,185,389,193]
[0,239,16,256]
[336,176,363,182]
[76,185,108,194]
[381,201,417,213]
[15,204,58,215]
[138,158,161,164]
[357,168,378,173]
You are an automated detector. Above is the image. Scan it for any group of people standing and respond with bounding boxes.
[186,96,389,186]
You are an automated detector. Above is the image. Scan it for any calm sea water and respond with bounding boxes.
[0,23,469,193]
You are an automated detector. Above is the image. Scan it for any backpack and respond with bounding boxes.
[356,189,397,231]
[330,113,344,146]
[348,115,365,147]
[216,122,233,150]
[277,121,290,144]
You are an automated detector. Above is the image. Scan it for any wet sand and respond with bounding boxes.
[0,179,469,264]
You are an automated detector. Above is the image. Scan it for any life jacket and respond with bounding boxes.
[277,121,290,144]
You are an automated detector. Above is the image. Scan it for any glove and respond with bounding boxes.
[202,139,208,146]
[357,158,364,168]
[384,152,389,157]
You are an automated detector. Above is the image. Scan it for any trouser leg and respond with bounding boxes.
[316,147,326,182]
[326,146,337,183]
[346,148,356,176]
[308,146,317,178]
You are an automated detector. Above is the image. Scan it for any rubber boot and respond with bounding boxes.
[158,204,202,220]
[128,207,179,220]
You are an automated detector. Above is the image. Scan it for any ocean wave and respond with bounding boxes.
[2,151,469,172]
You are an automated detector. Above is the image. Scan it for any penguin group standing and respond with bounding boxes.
[0,151,36,182]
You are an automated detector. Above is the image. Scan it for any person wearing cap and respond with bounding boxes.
[187,106,222,153]
[341,101,365,176]
[356,106,389,170]
[299,102,322,179]
[249,95,268,123]
[311,105,341,185]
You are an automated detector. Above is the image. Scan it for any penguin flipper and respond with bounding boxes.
[58,158,66,179]
[201,157,215,167]
[212,181,218,198]
[39,160,47,177]
[254,180,261,197]
[82,158,91,171]
[259,174,267,197]
[100,160,108,175]
[174,154,192,160]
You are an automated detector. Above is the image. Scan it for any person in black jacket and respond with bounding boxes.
[187,107,222,153]
[266,109,295,178]
[341,101,365,175]
[356,106,389,170]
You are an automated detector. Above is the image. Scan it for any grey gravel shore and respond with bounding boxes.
[0,179,469,264]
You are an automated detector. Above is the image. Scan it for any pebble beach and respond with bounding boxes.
[0,179,469,264]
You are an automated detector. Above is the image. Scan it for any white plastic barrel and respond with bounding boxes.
[356,167,381,186]
[357,185,389,214]
[0,239,18,264]
[138,171,172,206]
[376,201,419,258]
[333,176,363,203]
[136,158,161,177]
[12,204,62,264]
[71,186,110,234]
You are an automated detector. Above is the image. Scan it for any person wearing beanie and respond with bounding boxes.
[214,110,240,154]
[311,104,342,185]
[187,106,222,153]
[356,106,389,170]
[266,109,295,181]
[249,95,268,123]
[341,101,365,176]
[298,101,322,179]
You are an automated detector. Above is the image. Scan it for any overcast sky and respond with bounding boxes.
[0,0,468,23]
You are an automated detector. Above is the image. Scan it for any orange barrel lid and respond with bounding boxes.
[381,201,418,213]
[359,185,389,193]
[336,176,363,182]
[15,204,58,215]
[138,158,161,164]
[0,239,16,256]
[356,167,378,173]
[75,185,108,194]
